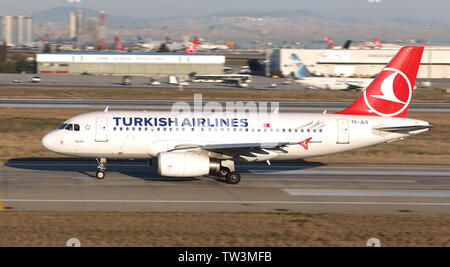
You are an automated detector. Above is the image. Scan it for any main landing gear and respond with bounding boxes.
[95,158,107,179]
[216,161,241,185]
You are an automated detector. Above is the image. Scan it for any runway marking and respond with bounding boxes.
[243,165,450,170]
[71,177,188,181]
[1,199,450,206]
[244,178,415,183]
[283,189,450,198]
[4,163,143,167]
[69,176,416,183]
[5,163,450,171]
[250,170,450,177]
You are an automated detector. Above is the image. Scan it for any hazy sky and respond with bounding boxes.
[0,0,449,23]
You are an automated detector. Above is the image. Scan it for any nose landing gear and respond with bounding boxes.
[96,158,107,179]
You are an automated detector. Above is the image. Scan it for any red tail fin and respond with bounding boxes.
[43,34,49,43]
[360,42,366,50]
[184,38,200,53]
[374,38,382,48]
[115,36,125,51]
[336,46,424,118]
[325,37,336,47]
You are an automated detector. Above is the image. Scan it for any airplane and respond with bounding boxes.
[42,34,49,44]
[325,37,337,48]
[184,38,200,53]
[290,53,311,78]
[324,37,352,49]
[20,34,51,49]
[291,53,373,90]
[373,38,383,48]
[114,36,126,52]
[42,46,431,184]
[197,38,229,51]
[295,76,374,91]
[136,36,157,51]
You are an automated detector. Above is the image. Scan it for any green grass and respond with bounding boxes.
[0,118,62,133]
[1,85,449,103]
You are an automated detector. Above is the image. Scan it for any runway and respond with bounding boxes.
[1,160,450,214]
[1,98,450,112]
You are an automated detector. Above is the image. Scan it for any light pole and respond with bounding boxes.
[425,24,432,81]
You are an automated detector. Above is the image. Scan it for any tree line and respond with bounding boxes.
[0,42,35,73]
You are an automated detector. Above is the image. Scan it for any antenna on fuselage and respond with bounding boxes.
[104,106,109,112]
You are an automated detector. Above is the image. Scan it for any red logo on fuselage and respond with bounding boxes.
[298,137,312,150]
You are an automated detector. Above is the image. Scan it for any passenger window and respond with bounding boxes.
[74,124,80,131]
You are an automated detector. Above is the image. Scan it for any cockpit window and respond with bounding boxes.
[59,123,80,131]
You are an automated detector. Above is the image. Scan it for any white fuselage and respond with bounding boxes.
[42,110,429,162]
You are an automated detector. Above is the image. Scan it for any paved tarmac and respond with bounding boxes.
[0,73,306,90]
[1,160,450,214]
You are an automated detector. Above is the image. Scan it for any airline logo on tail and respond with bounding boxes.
[335,46,424,118]
[184,38,200,53]
[364,68,412,116]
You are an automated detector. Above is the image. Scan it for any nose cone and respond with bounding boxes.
[42,131,58,153]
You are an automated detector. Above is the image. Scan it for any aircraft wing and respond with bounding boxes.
[345,83,364,89]
[168,142,299,158]
[171,142,296,151]
[202,142,296,150]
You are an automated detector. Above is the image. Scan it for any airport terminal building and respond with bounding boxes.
[271,48,450,79]
[36,52,226,77]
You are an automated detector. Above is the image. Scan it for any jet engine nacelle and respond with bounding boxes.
[157,152,220,177]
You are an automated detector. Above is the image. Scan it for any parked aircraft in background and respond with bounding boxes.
[184,38,200,53]
[114,36,125,51]
[296,76,374,91]
[291,53,373,90]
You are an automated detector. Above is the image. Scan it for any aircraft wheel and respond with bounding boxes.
[218,167,230,178]
[225,172,241,185]
[96,170,106,180]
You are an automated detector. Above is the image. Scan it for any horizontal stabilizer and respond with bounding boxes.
[373,125,433,134]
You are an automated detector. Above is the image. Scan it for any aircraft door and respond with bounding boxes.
[337,119,350,144]
[95,117,108,142]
